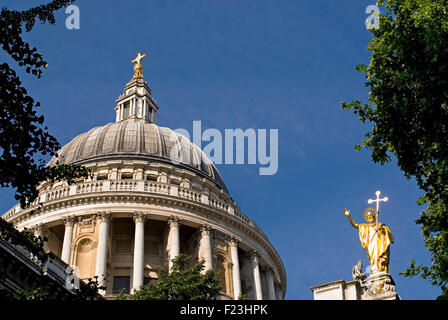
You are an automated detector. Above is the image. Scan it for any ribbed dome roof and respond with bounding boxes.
[48,121,227,191]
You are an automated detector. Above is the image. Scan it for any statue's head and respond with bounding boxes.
[357,260,363,267]
[363,208,377,224]
[366,212,375,223]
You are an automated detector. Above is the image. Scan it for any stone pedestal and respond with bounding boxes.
[311,272,400,300]
[361,272,399,300]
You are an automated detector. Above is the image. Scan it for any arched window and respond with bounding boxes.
[74,237,96,280]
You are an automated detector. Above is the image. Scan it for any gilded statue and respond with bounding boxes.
[343,191,394,274]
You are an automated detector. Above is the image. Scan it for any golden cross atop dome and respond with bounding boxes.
[132,52,147,65]
[131,52,147,79]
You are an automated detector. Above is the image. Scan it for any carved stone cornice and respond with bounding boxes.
[77,215,97,226]
[212,230,230,243]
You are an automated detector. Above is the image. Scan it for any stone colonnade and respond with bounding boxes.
[54,212,277,300]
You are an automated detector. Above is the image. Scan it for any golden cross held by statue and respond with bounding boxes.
[367,190,389,224]
[132,52,147,65]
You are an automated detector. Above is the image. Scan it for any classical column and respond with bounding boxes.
[95,212,111,294]
[132,212,147,293]
[229,237,242,300]
[250,251,263,300]
[168,216,180,270]
[61,216,75,264]
[199,225,213,272]
[266,267,276,300]
[276,284,283,300]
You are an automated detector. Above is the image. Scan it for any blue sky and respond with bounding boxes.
[0,0,441,299]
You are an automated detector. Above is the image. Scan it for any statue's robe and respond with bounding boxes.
[358,223,394,273]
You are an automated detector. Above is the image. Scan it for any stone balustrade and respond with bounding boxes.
[178,186,201,202]
[76,181,103,194]
[46,187,70,201]
[110,180,136,191]
[210,197,229,212]
[2,179,267,240]
[145,181,170,194]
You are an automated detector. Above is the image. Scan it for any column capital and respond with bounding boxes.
[96,212,112,223]
[200,224,212,236]
[268,267,275,275]
[34,223,46,232]
[249,250,261,262]
[168,216,181,228]
[133,211,147,223]
[63,216,76,227]
[229,236,240,247]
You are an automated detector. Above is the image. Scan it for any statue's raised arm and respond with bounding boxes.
[343,208,359,229]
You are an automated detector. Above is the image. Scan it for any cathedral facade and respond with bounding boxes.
[2,55,286,300]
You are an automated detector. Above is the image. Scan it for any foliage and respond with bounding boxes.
[0,0,89,208]
[72,277,104,300]
[119,254,222,300]
[115,288,129,300]
[0,216,45,256]
[14,278,103,300]
[237,294,248,300]
[0,218,102,300]
[342,0,448,299]
[16,287,52,300]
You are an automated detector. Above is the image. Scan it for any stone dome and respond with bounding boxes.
[3,55,287,300]
[48,121,227,191]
